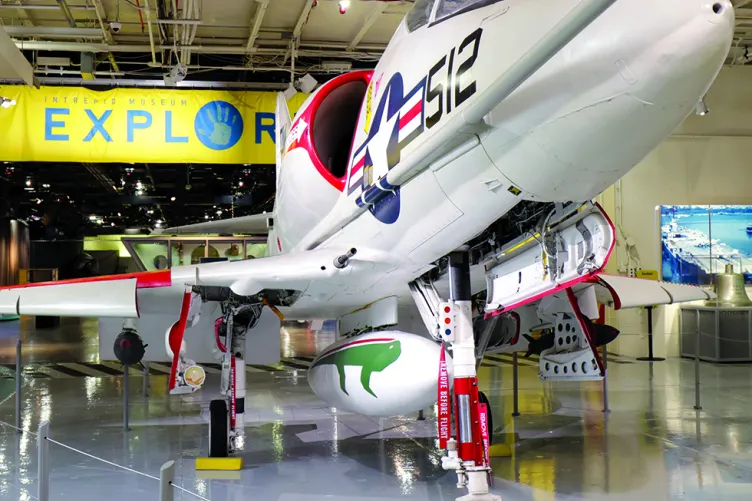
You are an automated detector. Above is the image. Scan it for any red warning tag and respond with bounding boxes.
[230,356,237,430]
[478,403,490,470]
[438,346,450,449]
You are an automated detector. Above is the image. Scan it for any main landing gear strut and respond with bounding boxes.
[441,250,501,501]
[208,303,261,458]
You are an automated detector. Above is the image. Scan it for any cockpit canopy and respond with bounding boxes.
[406,0,500,31]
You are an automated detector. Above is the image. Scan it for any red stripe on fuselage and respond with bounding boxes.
[319,337,396,358]
[399,101,422,130]
[352,156,365,175]
[0,270,172,290]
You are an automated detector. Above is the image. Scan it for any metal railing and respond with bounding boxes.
[0,418,207,501]
[8,339,208,501]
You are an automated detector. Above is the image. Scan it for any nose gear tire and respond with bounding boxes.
[209,399,229,458]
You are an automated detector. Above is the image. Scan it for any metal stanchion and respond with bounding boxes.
[124,364,130,431]
[694,320,702,410]
[160,460,175,501]
[637,307,665,362]
[142,362,149,398]
[602,345,610,414]
[15,339,21,433]
[37,421,50,501]
[512,352,520,417]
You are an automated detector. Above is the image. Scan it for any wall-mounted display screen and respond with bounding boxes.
[661,205,752,285]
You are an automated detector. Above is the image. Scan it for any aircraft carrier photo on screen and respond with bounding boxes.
[661,205,752,285]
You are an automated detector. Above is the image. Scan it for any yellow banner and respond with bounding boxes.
[0,86,308,164]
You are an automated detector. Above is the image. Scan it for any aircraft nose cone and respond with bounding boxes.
[704,1,734,24]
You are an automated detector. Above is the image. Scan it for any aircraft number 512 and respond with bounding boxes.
[426,28,483,130]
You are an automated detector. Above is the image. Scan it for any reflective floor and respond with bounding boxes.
[0,321,750,500]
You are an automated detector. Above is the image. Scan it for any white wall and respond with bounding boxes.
[601,66,752,357]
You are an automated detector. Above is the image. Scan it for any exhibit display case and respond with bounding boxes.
[122,236,267,271]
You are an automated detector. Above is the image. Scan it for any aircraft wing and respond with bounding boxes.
[0,246,388,318]
[151,213,271,235]
[588,274,714,310]
[0,271,171,318]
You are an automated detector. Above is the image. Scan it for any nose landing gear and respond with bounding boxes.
[439,251,501,501]
[203,303,261,465]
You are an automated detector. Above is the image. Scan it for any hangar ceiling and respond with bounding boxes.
[0,0,414,87]
[0,0,750,86]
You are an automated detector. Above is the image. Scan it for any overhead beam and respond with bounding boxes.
[348,2,387,51]
[91,0,114,44]
[2,26,104,38]
[245,0,270,52]
[56,0,78,27]
[0,27,34,86]
[734,0,752,8]
[293,0,316,40]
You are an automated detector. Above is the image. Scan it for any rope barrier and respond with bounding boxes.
[0,419,35,435]
[44,437,160,481]
[42,436,209,500]
[169,482,211,501]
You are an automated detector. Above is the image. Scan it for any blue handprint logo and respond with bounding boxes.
[194,101,244,150]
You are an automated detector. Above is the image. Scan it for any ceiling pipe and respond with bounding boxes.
[33,68,125,76]
[170,0,180,65]
[180,0,191,64]
[186,0,200,64]
[2,26,104,38]
[0,4,95,10]
[13,40,384,57]
[142,0,159,66]
[157,18,201,25]
[1,77,288,89]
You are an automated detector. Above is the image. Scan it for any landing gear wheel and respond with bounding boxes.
[479,391,493,444]
[209,399,229,458]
